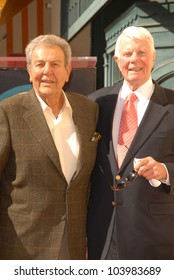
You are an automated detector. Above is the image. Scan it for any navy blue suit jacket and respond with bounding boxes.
[87,81,174,260]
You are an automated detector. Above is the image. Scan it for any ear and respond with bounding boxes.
[153,50,156,62]
[27,65,33,83]
[114,55,121,71]
[65,64,72,82]
[114,55,119,64]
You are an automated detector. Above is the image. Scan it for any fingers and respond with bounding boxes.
[134,157,167,180]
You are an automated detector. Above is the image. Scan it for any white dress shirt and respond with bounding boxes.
[36,91,79,185]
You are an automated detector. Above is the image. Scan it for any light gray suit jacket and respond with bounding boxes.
[0,89,98,260]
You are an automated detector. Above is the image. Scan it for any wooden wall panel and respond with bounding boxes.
[0,0,51,56]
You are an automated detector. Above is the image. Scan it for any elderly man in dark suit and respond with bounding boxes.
[0,34,98,259]
[87,26,174,260]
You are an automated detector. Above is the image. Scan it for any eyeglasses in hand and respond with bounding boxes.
[99,165,138,191]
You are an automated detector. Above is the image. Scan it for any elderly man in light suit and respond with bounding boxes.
[0,34,98,259]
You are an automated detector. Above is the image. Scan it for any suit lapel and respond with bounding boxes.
[107,95,119,176]
[96,85,120,177]
[21,89,63,175]
[119,83,169,171]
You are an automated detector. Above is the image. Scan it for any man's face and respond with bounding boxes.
[28,44,71,100]
[115,37,156,90]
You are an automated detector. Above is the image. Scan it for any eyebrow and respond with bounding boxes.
[34,59,63,64]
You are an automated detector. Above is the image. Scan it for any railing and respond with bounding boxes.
[0,57,97,69]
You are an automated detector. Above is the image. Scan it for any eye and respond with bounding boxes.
[138,51,146,56]
[123,52,132,57]
[52,62,62,67]
[35,62,44,68]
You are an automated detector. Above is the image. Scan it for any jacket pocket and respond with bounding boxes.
[149,202,174,215]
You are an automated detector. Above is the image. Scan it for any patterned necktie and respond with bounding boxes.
[117,93,138,167]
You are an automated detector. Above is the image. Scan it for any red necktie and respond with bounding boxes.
[117,93,138,167]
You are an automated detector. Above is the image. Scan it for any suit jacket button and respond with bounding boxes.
[112,201,116,206]
[61,214,66,221]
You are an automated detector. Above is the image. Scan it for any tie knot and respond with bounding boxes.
[127,93,137,103]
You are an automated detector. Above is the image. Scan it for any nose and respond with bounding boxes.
[43,62,52,74]
[130,52,138,62]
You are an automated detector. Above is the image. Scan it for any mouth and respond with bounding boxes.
[41,80,54,85]
[41,79,53,83]
[129,67,142,72]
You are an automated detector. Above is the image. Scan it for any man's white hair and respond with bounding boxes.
[114,26,155,57]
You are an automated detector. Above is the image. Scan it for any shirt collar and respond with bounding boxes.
[35,90,73,117]
[121,77,155,104]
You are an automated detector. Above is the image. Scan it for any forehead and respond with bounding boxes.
[32,44,65,60]
[120,37,151,51]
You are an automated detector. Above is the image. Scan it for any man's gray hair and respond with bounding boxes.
[25,34,72,67]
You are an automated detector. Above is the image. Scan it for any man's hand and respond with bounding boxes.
[134,156,167,181]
